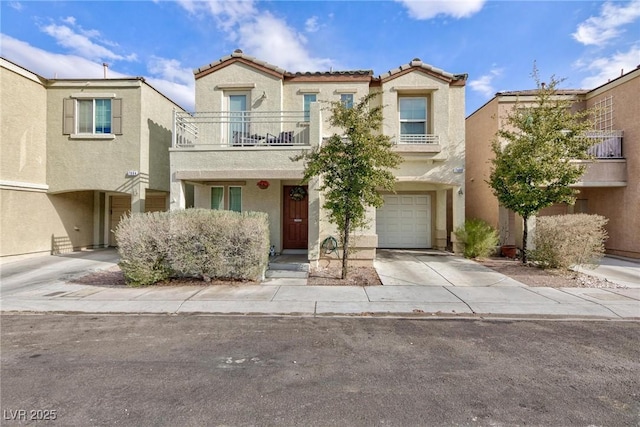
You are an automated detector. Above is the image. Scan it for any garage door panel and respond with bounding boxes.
[377,194,431,248]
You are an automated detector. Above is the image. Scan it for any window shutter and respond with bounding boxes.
[112,98,123,135]
[63,98,75,135]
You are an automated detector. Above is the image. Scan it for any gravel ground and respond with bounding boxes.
[71,257,621,288]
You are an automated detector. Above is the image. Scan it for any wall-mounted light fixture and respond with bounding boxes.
[458,188,464,195]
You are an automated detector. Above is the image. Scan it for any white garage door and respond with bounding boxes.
[376,194,431,248]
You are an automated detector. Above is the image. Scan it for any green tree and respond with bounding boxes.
[294,93,402,279]
[488,69,596,263]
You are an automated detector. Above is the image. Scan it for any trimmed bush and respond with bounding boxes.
[454,219,499,259]
[115,209,270,286]
[530,214,608,269]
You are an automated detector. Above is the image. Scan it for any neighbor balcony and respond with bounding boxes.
[585,130,623,158]
[576,130,626,187]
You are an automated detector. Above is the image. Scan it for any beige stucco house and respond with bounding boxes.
[1,58,182,258]
[466,66,639,259]
[171,50,467,266]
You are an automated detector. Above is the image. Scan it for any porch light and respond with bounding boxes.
[257,180,270,189]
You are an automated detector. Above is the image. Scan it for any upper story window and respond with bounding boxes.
[303,94,316,121]
[340,93,354,109]
[63,94,122,138]
[399,97,427,142]
[78,99,112,134]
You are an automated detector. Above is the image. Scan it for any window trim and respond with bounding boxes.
[398,96,429,140]
[340,93,354,109]
[210,185,242,212]
[63,94,122,138]
[303,93,317,122]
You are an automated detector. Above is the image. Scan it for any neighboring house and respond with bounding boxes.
[0,58,182,258]
[466,66,639,259]
[170,50,467,266]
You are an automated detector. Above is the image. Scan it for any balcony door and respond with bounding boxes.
[229,94,248,144]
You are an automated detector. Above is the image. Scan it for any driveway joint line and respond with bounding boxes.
[556,288,623,318]
[415,252,456,286]
[443,286,475,314]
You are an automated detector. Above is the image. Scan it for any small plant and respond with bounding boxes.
[530,214,608,269]
[454,219,499,259]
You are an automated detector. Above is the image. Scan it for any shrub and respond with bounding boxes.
[530,214,608,269]
[115,211,172,287]
[454,219,499,259]
[115,209,270,286]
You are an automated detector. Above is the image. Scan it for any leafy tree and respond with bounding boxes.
[294,93,402,279]
[488,69,596,263]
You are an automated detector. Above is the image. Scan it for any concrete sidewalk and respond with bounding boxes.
[1,249,638,319]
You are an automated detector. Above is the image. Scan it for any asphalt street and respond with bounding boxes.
[1,315,638,426]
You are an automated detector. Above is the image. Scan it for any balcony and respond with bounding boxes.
[173,111,311,149]
[393,133,442,154]
[586,130,623,158]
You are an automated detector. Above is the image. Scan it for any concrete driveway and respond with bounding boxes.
[374,249,526,287]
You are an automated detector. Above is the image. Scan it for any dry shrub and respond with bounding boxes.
[530,214,608,269]
[115,209,269,286]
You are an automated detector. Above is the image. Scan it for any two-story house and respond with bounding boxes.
[170,50,467,266]
[0,58,182,258]
[466,66,639,259]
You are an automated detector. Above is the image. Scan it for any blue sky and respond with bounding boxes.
[1,0,639,115]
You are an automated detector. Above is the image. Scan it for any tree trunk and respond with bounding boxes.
[522,214,528,264]
[341,215,351,279]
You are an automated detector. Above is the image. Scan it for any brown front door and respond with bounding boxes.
[283,186,308,249]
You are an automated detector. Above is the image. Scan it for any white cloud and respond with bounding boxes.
[395,0,485,20]
[39,19,136,62]
[0,34,194,110]
[8,2,23,11]
[573,0,640,46]
[469,67,503,98]
[148,56,194,87]
[577,46,640,88]
[238,13,333,71]
[305,16,320,33]
[176,1,335,72]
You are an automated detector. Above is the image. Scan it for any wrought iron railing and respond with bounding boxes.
[586,130,623,158]
[173,111,310,147]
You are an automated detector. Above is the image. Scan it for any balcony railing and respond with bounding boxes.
[586,130,623,158]
[173,111,310,148]
[398,134,440,144]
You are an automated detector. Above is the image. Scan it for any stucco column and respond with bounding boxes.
[131,181,146,214]
[170,174,185,211]
[435,189,447,250]
[307,175,321,263]
[451,186,465,254]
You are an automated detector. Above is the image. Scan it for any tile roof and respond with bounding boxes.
[195,51,465,83]
[378,58,466,82]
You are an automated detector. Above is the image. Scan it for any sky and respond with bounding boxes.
[1,0,639,115]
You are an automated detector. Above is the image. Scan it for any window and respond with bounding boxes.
[63,96,122,137]
[399,97,427,142]
[211,186,242,212]
[78,99,112,134]
[229,187,242,212]
[211,187,224,210]
[303,94,316,121]
[340,93,354,109]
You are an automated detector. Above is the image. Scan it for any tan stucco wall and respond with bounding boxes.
[465,97,499,228]
[582,71,639,258]
[0,62,47,185]
[1,190,94,257]
[46,81,144,194]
